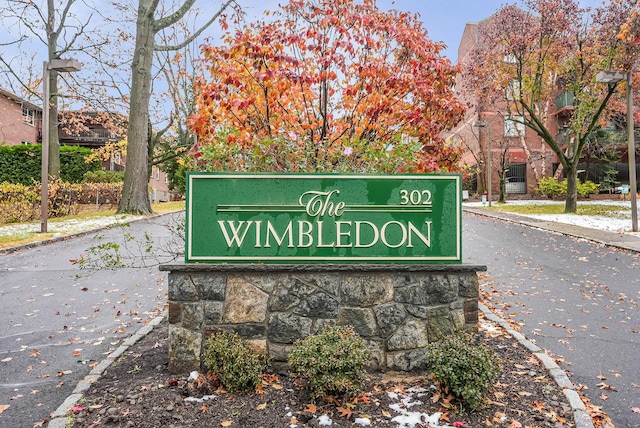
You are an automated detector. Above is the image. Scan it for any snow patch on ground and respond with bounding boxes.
[0,214,144,238]
[464,199,639,235]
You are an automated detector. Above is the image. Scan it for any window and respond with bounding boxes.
[155,168,160,180]
[504,115,525,137]
[22,106,35,125]
[21,140,32,145]
[503,54,517,64]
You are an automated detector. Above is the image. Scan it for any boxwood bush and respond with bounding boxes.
[288,325,370,401]
[204,330,270,393]
[425,330,501,409]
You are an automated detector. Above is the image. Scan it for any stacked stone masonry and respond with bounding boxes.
[160,264,485,373]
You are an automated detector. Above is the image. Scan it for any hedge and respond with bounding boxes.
[0,144,101,184]
[0,181,123,224]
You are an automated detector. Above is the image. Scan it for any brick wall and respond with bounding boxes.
[0,93,40,146]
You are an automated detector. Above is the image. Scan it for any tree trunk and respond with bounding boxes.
[118,0,155,215]
[564,163,578,213]
[499,173,506,203]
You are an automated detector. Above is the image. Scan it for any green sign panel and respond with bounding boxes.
[185,173,462,264]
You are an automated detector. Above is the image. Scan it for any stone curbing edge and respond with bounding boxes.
[46,313,166,428]
[479,303,594,428]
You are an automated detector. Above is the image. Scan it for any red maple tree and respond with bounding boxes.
[188,0,465,173]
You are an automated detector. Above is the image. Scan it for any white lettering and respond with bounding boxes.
[380,221,407,248]
[298,220,313,247]
[354,221,379,248]
[218,220,253,247]
[299,190,345,217]
[265,221,294,248]
[335,221,352,247]
[316,221,335,247]
[407,221,432,248]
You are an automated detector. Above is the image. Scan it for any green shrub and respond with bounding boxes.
[536,177,600,198]
[0,144,100,185]
[536,177,563,197]
[424,331,501,409]
[83,170,125,183]
[204,330,270,393]
[288,325,370,401]
[578,180,600,197]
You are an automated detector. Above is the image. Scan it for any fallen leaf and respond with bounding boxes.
[33,418,47,427]
[29,349,40,357]
[1,357,12,363]
[596,382,617,391]
[631,407,640,414]
[600,392,608,400]
[0,404,9,413]
[338,405,353,419]
[256,403,267,410]
[270,383,283,390]
[220,421,233,427]
[201,405,208,413]
[508,419,522,428]
[303,403,317,414]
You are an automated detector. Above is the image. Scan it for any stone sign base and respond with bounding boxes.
[159,264,485,373]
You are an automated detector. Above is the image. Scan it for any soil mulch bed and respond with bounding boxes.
[69,314,576,428]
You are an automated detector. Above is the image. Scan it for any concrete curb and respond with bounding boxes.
[46,314,166,428]
[479,303,594,428]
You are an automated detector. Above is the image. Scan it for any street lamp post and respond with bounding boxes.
[473,120,492,207]
[596,70,637,232]
[40,58,81,233]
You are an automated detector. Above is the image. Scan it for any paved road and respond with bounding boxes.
[463,212,640,428]
[0,214,181,428]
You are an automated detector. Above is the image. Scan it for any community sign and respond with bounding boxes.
[185,173,462,264]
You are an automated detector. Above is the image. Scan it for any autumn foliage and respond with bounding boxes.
[189,0,465,173]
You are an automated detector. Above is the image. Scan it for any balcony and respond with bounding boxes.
[59,128,121,147]
[554,92,575,116]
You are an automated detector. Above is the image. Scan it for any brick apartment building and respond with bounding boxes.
[446,14,557,198]
[0,88,42,146]
[0,87,175,201]
[448,11,638,199]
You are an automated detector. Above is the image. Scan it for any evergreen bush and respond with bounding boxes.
[83,170,125,183]
[204,330,270,393]
[0,144,100,184]
[288,325,369,401]
[424,330,501,409]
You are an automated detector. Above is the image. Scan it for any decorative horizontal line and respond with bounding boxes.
[217,204,432,214]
